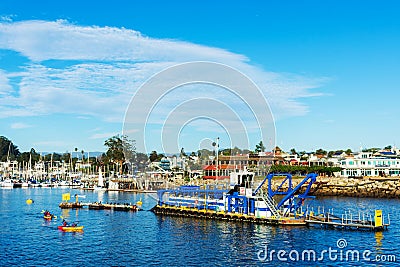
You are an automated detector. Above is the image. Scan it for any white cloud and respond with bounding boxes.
[0,20,247,63]
[90,132,121,139]
[32,140,70,149]
[10,122,32,129]
[0,20,325,124]
[0,15,14,22]
[0,70,12,95]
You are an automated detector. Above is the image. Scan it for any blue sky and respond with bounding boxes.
[0,1,399,154]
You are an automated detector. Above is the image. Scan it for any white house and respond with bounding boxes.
[340,152,400,177]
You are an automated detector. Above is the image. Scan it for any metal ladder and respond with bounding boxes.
[259,188,280,217]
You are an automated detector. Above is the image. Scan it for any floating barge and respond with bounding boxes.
[151,205,306,226]
[59,202,85,209]
[88,202,138,211]
[59,193,138,212]
[152,169,390,231]
[59,201,138,211]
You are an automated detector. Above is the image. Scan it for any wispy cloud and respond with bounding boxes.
[90,132,121,139]
[0,70,12,95]
[0,20,248,63]
[10,122,32,129]
[0,20,325,124]
[0,15,15,22]
[32,140,71,150]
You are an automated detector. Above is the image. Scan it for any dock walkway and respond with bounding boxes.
[305,211,389,231]
[59,202,139,211]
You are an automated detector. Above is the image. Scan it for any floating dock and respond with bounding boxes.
[305,210,390,231]
[59,202,84,209]
[59,201,139,211]
[59,193,138,211]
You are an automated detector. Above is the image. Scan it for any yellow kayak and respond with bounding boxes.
[58,225,84,232]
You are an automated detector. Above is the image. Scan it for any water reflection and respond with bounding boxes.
[61,208,70,220]
[96,190,105,202]
[375,231,383,249]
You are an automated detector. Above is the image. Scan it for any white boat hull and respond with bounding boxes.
[0,180,14,188]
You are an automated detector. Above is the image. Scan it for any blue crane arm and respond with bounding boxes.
[268,173,292,197]
[253,173,293,196]
[253,173,272,195]
[276,173,317,209]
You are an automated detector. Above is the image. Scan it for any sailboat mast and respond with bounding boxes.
[7,142,11,162]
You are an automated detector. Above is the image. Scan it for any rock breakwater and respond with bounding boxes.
[310,177,400,198]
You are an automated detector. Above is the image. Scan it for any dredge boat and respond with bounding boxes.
[152,168,316,226]
[152,168,390,230]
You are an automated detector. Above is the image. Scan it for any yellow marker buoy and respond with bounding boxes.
[375,210,383,227]
[136,198,143,206]
[26,199,34,205]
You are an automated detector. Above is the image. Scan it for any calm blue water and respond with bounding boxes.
[0,188,399,266]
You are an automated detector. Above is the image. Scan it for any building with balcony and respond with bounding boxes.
[340,151,400,177]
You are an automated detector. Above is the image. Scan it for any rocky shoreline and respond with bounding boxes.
[309,177,400,198]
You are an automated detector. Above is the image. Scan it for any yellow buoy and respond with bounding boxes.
[136,198,143,206]
[375,210,383,227]
[26,199,34,205]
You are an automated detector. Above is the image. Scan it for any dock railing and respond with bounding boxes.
[305,208,390,231]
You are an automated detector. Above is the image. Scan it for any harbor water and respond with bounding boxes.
[0,188,399,266]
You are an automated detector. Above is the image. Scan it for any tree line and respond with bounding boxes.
[1,134,394,176]
[269,165,342,176]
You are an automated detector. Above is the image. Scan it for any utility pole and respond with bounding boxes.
[215,137,219,181]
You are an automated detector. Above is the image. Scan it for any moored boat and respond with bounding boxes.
[93,166,107,190]
[0,179,14,188]
[59,180,71,188]
[13,181,23,188]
